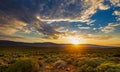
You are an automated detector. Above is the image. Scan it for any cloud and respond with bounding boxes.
[0,0,64,39]
[42,31,114,41]
[0,0,118,42]
[36,0,109,23]
[27,20,67,39]
[113,10,120,16]
[78,27,91,30]
[82,34,113,40]
[0,0,111,25]
[100,23,120,33]
[37,17,85,23]
[109,0,120,7]
[0,18,26,35]
[0,0,40,36]
[98,3,110,10]
[79,0,105,22]
[0,34,26,41]
[113,10,120,21]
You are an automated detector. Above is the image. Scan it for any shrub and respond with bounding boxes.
[6,60,33,72]
[96,62,120,72]
[0,65,8,72]
[45,57,57,63]
[113,52,120,57]
[77,58,106,72]
[8,59,17,65]
[87,58,106,67]
[76,57,105,67]
[78,64,95,72]
[31,59,41,72]
[54,60,67,69]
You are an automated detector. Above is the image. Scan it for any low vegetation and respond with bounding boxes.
[0,47,120,72]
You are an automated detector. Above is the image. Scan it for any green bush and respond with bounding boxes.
[6,60,33,72]
[76,57,105,67]
[78,64,95,72]
[45,57,57,63]
[54,60,67,69]
[77,58,106,72]
[96,62,120,72]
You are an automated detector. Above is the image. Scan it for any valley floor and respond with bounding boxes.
[0,47,120,72]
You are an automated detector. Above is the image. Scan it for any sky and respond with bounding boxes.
[0,0,120,46]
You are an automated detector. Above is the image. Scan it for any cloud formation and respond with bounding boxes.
[0,0,119,43]
[100,23,120,33]
[113,10,120,21]
[98,3,110,10]
[82,34,113,40]
[110,0,120,7]
[36,0,111,23]
[0,18,26,35]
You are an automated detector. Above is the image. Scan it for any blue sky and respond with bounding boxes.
[0,0,120,46]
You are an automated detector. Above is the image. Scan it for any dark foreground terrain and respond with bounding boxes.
[0,46,120,72]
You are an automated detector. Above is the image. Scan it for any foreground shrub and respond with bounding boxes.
[6,60,36,72]
[96,62,120,72]
[54,60,67,69]
[77,58,106,72]
[78,64,95,72]
[77,57,105,67]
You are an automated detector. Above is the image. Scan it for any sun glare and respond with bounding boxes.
[66,36,81,45]
[71,39,80,44]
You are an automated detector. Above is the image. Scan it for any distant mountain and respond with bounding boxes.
[0,40,117,48]
[0,40,58,47]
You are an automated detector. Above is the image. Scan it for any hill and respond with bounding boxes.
[0,40,116,48]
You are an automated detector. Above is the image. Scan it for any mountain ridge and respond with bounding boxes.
[0,40,117,48]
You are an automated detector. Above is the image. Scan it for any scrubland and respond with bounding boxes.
[0,46,120,72]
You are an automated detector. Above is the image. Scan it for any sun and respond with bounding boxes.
[71,39,80,44]
[66,36,81,45]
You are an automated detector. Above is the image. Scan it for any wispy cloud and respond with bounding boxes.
[82,34,113,40]
[78,27,91,30]
[0,0,119,44]
[98,3,110,10]
[113,10,120,21]
[36,0,110,23]
[0,18,26,35]
[100,23,120,33]
[110,0,120,7]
